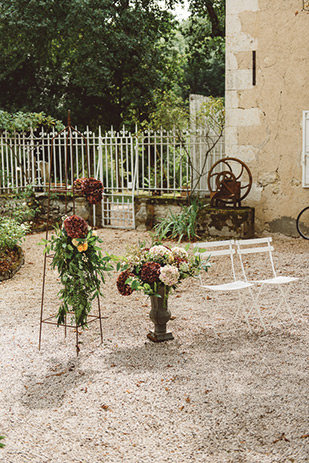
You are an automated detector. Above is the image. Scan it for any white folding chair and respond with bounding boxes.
[236,237,298,330]
[193,239,254,336]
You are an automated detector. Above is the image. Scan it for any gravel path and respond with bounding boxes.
[0,229,308,463]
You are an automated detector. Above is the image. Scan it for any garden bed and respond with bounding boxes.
[0,246,24,281]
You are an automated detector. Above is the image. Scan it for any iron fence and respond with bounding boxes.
[0,126,225,196]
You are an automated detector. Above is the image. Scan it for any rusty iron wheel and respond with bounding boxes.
[207,157,253,204]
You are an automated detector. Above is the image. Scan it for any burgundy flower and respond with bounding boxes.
[73,178,103,204]
[116,270,135,296]
[63,215,88,239]
[73,178,85,190]
[140,262,161,283]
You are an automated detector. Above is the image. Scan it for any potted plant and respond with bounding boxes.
[116,243,209,342]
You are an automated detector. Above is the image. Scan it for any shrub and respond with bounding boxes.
[0,186,41,230]
[0,217,29,252]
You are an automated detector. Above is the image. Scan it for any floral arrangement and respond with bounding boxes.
[42,214,113,327]
[116,243,209,305]
[74,177,104,204]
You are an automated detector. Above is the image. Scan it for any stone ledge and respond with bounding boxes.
[197,206,255,239]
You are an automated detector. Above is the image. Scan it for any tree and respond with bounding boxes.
[180,0,225,98]
[189,0,225,37]
[0,0,182,129]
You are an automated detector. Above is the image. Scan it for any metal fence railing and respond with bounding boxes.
[0,126,225,195]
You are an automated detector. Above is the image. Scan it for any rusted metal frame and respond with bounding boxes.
[39,112,101,355]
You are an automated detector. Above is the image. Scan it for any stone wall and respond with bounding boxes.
[35,193,92,227]
[134,196,254,239]
[134,196,188,231]
[225,0,309,235]
[0,193,254,238]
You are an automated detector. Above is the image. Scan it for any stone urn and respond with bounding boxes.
[147,285,174,342]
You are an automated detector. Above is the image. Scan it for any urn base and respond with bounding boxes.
[147,331,174,343]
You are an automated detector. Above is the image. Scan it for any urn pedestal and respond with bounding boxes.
[147,286,174,342]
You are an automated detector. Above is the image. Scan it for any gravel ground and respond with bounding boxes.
[0,229,308,463]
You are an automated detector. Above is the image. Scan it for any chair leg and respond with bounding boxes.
[203,294,219,337]
[278,285,297,325]
[234,290,252,333]
[249,284,296,329]
[249,285,267,332]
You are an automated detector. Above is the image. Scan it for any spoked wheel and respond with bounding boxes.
[296,206,309,239]
[207,157,253,205]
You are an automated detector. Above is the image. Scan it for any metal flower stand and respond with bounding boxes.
[38,111,104,355]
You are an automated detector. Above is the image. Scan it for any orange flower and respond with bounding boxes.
[77,242,88,252]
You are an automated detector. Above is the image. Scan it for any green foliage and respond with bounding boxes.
[154,200,201,242]
[0,1,225,129]
[42,226,114,327]
[1,187,41,225]
[147,90,189,131]
[194,95,225,132]
[0,217,30,252]
[180,14,225,98]
[0,110,64,133]
[189,0,225,38]
[0,435,5,448]
[0,0,181,129]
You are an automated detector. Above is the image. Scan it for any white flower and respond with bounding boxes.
[81,254,88,262]
[126,254,141,267]
[148,245,174,263]
[172,246,188,260]
[179,262,190,272]
[159,265,179,286]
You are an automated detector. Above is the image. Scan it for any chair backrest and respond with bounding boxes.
[193,239,237,282]
[236,237,277,281]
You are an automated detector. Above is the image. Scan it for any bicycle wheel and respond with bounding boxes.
[296,206,309,239]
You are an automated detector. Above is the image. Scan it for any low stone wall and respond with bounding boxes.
[0,193,254,238]
[134,196,255,239]
[35,193,92,228]
[134,196,190,231]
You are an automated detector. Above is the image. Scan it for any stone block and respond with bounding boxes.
[226,70,255,91]
[197,206,254,239]
[226,108,260,127]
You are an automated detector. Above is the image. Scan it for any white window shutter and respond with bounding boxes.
[303,111,309,187]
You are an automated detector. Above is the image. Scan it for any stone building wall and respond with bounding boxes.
[225,0,309,235]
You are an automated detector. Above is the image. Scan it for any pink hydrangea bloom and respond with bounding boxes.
[159,265,179,286]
